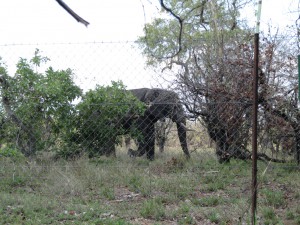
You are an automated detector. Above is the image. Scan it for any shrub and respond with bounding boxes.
[70,81,146,157]
[0,49,82,157]
[0,147,24,159]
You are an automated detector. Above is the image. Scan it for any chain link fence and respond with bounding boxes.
[0,41,299,224]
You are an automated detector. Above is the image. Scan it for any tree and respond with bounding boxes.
[258,30,299,163]
[0,49,82,156]
[136,0,299,163]
[136,0,254,162]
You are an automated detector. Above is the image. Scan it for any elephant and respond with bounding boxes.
[123,88,190,160]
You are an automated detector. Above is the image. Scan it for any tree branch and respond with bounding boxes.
[56,0,89,27]
[160,0,183,57]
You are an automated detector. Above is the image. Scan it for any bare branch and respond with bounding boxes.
[159,0,183,58]
[56,0,89,27]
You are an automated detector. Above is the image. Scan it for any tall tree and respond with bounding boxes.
[136,0,299,163]
[258,29,299,163]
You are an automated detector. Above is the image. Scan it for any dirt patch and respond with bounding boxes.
[113,186,144,202]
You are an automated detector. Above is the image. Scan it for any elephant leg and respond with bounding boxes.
[176,121,190,159]
[128,139,146,157]
[216,137,231,163]
[145,122,155,160]
[128,119,155,160]
[124,136,131,149]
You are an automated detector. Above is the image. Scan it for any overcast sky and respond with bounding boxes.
[0,0,298,90]
[0,0,297,43]
[0,0,159,43]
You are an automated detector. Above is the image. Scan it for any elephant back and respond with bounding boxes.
[129,88,150,102]
[144,88,185,123]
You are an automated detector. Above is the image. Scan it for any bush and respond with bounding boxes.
[0,146,24,160]
[69,81,146,157]
[0,49,82,157]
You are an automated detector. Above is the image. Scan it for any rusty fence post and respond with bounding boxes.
[252,1,262,224]
[252,32,259,225]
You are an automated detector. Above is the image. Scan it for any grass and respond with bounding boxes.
[140,198,165,220]
[0,149,299,224]
[261,188,285,208]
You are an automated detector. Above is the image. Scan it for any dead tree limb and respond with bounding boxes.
[56,0,89,27]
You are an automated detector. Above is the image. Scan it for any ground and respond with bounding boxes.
[0,149,299,224]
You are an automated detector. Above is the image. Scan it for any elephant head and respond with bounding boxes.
[127,88,190,160]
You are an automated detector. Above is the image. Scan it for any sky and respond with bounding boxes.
[0,0,298,90]
[0,0,157,43]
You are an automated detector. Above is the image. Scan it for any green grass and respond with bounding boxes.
[261,188,285,208]
[191,196,224,207]
[140,198,165,220]
[206,211,221,223]
[0,149,299,224]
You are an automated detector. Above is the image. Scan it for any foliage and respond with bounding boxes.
[258,29,300,164]
[136,0,256,162]
[0,49,82,156]
[137,0,250,64]
[0,51,147,159]
[0,50,147,159]
[135,0,299,163]
[67,81,146,158]
[0,146,24,160]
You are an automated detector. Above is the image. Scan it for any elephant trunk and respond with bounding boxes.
[176,121,190,159]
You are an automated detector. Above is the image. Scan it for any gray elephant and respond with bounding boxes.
[124,88,190,160]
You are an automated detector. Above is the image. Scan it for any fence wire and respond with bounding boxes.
[0,42,299,224]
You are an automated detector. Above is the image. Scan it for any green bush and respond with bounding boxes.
[70,81,146,157]
[0,49,82,157]
[0,147,24,160]
[1,51,146,159]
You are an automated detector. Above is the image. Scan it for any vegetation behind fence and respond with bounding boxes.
[0,1,299,223]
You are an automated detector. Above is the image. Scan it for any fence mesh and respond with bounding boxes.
[0,41,299,224]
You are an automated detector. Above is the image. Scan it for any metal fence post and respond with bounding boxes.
[296,55,300,163]
[252,1,262,224]
[298,55,300,102]
[252,32,259,225]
